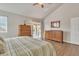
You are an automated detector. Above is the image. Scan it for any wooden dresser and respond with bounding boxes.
[19,24,31,36]
[45,30,63,42]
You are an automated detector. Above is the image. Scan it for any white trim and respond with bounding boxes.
[64,40,79,45]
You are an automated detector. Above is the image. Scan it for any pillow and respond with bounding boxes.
[0,37,6,54]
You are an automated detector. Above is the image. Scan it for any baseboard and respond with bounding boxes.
[63,40,79,46]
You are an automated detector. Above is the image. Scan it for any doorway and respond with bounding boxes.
[32,23,41,39]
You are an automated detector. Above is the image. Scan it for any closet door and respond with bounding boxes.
[71,18,79,45]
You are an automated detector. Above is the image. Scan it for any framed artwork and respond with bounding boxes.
[51,21,60,28]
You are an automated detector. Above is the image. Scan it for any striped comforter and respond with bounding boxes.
[2,36,56,56]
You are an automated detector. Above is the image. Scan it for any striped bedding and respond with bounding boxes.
[1,36,56,56]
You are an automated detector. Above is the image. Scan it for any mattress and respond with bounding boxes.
[1,36,56,56]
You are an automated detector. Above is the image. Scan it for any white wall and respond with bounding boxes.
[44,4,79,44]
[0,10,32,38]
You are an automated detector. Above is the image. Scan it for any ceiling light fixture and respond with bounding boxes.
[33,3,45,8]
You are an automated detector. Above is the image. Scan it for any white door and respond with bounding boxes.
[71,18,79,45]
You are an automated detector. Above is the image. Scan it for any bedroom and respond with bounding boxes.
[0,3,79,56]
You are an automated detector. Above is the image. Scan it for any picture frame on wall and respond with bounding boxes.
[51,21,60,28]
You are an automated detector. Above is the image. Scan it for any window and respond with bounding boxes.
[0,16,7,32]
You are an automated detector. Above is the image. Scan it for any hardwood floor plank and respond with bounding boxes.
[47,40,79,56]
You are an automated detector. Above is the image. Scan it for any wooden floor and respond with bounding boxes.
[47,40,79,56]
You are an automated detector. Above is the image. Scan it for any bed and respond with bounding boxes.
[0,36,56,56]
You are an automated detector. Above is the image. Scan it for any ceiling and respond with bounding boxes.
[0,3,62,21]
